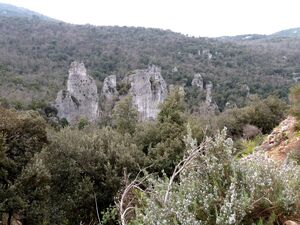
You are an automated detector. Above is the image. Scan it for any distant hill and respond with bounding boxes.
[272,27,300,38]
[0,2,56,21]
[217,27,300,41]
[0,4,299,110]
[217,34,266,42]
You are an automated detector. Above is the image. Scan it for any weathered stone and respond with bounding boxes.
[191,73,204,90]
[202,49,213,60]
[259,116,300,162]
[205,81,213,105]
[101,75,118,103]
[126,65,167,120]
[284,220,300,225]
[55,61,99,124]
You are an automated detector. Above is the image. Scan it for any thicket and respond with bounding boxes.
[0,89,290,224]
[125,129,300,225]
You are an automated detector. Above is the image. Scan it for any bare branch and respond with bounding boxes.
[94,193,102,225]
[118,171,151,225]
[163,142,206,205]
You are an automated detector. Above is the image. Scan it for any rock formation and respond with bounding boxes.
[126,65,167,120]
[191,73,204,90]
[205,81,213,105]
[101,75,118,104]
[240,84,250,97]
[259,116,300,162]
[55,61,99,124]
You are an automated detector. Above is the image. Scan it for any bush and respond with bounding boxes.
[40,126,146,224]
[126,128,300,225]
[0,108,48,224]
[290,85,300,121]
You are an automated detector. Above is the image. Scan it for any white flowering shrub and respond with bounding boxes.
[125,128,300,225]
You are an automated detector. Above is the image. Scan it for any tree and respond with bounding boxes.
[112,96,138,135]
[148,88,187,175]
[0,108,48,225]
[40,126,146,224]
[289,84,300,120]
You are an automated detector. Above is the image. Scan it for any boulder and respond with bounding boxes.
[55,61,99,124]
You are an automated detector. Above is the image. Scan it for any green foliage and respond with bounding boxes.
[28,99,47,110]
[289,84,300,121]
[144,89,187,175]
[112,96,138,135]
[78,117,89,130]
[158,88,185,125]
[218,95,287,137]
[237,135,265,158]
[116,82,131,96]
[60,118,69,127]
[0,108,48,224]
[0,17,298,109]
[188,111,218,144]
[101,206,118,225]
[40,126,146,224]
[128,129,300,225]
[15,156,51,224]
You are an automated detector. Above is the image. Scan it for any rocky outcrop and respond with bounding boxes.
[126,65,167,120]
[101,75,118,104]
[240,84,250,97]
[191,73,204,90]
[259,116,300,162]
[205,81,213,105]
[55,61,99,124]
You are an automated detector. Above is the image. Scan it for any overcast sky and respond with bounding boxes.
[1,0,300,37]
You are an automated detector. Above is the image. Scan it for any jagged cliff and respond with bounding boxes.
[55,61,99,124]
[125,65,167,120]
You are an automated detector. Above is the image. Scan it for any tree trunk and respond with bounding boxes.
[7,209,13,225]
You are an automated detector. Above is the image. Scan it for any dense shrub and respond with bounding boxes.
[218,96,287,137]
[0,108,48,224]
[39,126,146,224]
[126,129,300,225]
[289,84,300,121]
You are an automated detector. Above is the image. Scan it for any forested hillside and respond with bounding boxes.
[1,5,300,225]
[0,16,300,109]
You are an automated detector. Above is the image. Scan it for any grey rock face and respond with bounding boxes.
[101,75,118,102]
[191,73,204,90]
[240,84,250,97]
[55,61,99,124]
[127,65,167,120]
[205,81,213,105]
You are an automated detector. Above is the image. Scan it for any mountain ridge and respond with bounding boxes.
[0,2,57,21]
[0,3,300,111]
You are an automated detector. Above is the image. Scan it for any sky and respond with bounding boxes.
[1,0,300,37]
